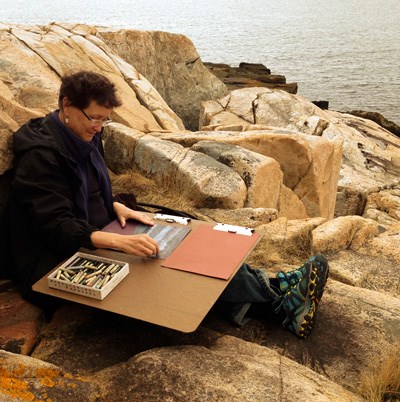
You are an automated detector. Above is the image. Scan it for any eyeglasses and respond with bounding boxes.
[79,108,112,127]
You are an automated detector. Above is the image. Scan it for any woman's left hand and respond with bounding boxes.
[113,201,155,227]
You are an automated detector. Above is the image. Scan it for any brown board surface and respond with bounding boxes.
[33,217,262,332]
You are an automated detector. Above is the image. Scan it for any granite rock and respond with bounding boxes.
[98,29,228,131]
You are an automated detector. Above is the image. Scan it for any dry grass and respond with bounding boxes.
[110,169,198,215]
[359,345,400,401]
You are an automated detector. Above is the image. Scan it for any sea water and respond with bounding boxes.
[0,0,398,124]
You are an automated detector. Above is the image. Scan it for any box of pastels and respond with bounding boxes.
[47,252,129,300]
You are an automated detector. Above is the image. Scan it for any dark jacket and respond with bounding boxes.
[4,113,114,301]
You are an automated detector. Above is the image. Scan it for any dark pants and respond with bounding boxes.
[215,264,281,326]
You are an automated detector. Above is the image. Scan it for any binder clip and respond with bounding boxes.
[213,223,255,236]
[154,213,191,225]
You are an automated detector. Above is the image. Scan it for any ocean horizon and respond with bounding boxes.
[0,0,399,125]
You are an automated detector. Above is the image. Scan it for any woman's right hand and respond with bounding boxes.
[90,231,160,257]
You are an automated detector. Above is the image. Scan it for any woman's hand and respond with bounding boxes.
[113,201,155,227]
[91,231,160,257]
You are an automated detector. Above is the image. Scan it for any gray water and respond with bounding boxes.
[0,0,399,124]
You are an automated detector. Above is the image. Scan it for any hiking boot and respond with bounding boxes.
[275,254,329,338]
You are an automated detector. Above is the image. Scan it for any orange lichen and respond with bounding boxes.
[0,377,36,401]
[36,367,60,388]
[0,362,91,400]
[0,364,60,401]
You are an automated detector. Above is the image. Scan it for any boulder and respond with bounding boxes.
[360,224,400,263]
[161,130,342,219]
[326,250,400,298]
[0,79,46,175]
[0,350,97,401]
[200,87,333,136]
[191,141,283,209]
[98,29,228,131]
[102,123,146,174]
[0,289,43,355]
[312,216,380,254]
[93,335,362,402]
[200,88,400,212]
[104,125,341,218]
[247,217,326,266]
[277,184,308,220]
[347,109,400,137]
[206,280,400,394]
[133,136,247,209]
[0,23,184,135]
[363,186,400,228]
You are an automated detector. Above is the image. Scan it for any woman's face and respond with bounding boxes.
[62,98,112,142]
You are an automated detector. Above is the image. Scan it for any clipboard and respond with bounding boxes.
[162,224,261,280]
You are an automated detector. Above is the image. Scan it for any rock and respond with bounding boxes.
[277,184,308,220]
[200,87,332,136]
[102,123,146,174]
[191,141,283,209]
[196,207,278,227]
[326,250,399,298]
[93,335,361,402]
[200,89,400,205]
[325,111,400,192]
[104,125,341,219]
[0,79,45,175]
[162,130,342,219]
[98,29,228,131]
[0,23,184,136]
[335,185,367,217]
[204,62,298,94]
[0,350,98,401]
[248,217,326,266]
[363,187,400,228]
[312,216,379,254]
[0,280,13,292]
[31,304,155,374]
[0,288,43,355]
[347,109,400,137]
[207,280,400,394]
[360,224,400,263]
[202,123,278,132]
[133,136,247,209]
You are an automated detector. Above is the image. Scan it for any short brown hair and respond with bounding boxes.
[58,71,122,110]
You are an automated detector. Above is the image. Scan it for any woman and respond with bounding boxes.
[5,71,328,338]
[5,71,158,303]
